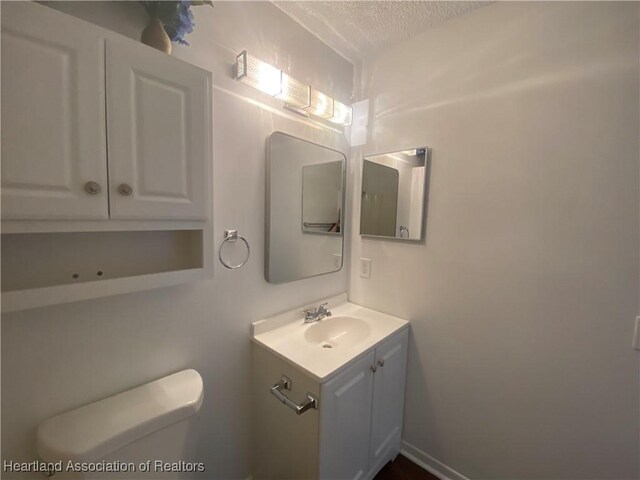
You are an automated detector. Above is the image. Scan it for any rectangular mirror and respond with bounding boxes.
[360,147,429,241]
[266,132,346,284]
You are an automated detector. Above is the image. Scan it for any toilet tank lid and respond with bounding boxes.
[36,369,204,464]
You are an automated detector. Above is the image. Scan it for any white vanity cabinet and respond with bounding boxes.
[0,3,213,312]
[252,327,409,480]
[1,2,210,222]
[367,330,410,475]
[319,351,376,480]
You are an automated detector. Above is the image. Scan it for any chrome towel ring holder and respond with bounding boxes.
[219,229,250,269]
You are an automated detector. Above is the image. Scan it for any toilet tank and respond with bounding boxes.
[36,370,204,479]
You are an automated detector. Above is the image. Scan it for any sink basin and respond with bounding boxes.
[252,294,409,381]
[305,316,371,348]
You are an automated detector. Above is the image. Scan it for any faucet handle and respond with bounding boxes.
[302,307,316,320]
[317,303,331,317]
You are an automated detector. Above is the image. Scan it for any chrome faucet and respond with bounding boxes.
[303,302,332,323]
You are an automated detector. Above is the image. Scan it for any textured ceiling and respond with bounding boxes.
[274,1,491,62]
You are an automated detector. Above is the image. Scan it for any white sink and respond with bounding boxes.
[251,294,409,382]
[304,316,371,348]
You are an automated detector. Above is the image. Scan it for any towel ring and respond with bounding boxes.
[219,230,250,269]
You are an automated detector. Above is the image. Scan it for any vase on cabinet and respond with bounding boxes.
[140,18,171,54]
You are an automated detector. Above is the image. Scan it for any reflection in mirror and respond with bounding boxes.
[266,132,346,284]
[360,147,428,241]
[302,162,343,234]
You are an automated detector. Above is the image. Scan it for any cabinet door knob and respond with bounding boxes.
[84,181,101,195]
[378,359,385,368]
[370,365,377,373]
[118,183,133,196]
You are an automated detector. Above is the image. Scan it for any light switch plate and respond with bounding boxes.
[360,258,371,279]
[633,316,640,351]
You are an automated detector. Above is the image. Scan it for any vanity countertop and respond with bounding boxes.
[251,293,409,383]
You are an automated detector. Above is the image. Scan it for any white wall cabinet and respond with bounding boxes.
[106,38,209,220]
[0,3,213,312]
[1,2,210,223]
[252,328,409,480]
[1,4,108,220]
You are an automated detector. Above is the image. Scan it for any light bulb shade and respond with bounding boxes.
[305,88,334,119]
[329,100,353,126]
[277,73,311,109]
[235,50,282,97]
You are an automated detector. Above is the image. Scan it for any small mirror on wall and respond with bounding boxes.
[360,147,429,241]
[266,132,346,284]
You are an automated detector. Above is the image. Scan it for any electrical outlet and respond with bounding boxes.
[333,254,342,270]
[633,316,640,351]
[360,258,371,279]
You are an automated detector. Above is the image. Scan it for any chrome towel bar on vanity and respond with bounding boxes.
[270,376,318,415]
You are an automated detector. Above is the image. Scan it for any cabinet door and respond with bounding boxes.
[106,39,211,220]
[319,352,375,480]
[1,3,108,220]
[369,329,409,476]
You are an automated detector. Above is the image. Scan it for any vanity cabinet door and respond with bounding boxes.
[105,39,211,220]
[1,2,109,220]
[369,329,409,476]
[319,351,375,480]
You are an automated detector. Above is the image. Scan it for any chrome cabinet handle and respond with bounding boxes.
[370,365,377,373]
[270,376,318,415]
[84,181,101,195]
[118,183,133,196]
[378,359,385,368]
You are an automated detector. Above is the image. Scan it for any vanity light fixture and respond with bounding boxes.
[277,73,311,110]
[235,50,282,96]
[330,100,352,126]
[305,88,334,119]
[234,50,352,126]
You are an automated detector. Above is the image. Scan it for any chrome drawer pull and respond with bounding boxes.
[270,376,318,415]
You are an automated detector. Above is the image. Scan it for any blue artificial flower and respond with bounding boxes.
[164,1,195,45]
[140,0,211,46]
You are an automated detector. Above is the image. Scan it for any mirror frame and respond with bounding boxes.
[360,147,430,242]
[265,131,347,284]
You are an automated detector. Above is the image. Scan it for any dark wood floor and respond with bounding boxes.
[374,455,440,480]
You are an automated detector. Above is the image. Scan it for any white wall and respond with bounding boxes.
[1,2,352,479]
[350,2,639,479]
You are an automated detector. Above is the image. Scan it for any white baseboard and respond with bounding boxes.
[401,441,469,480]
